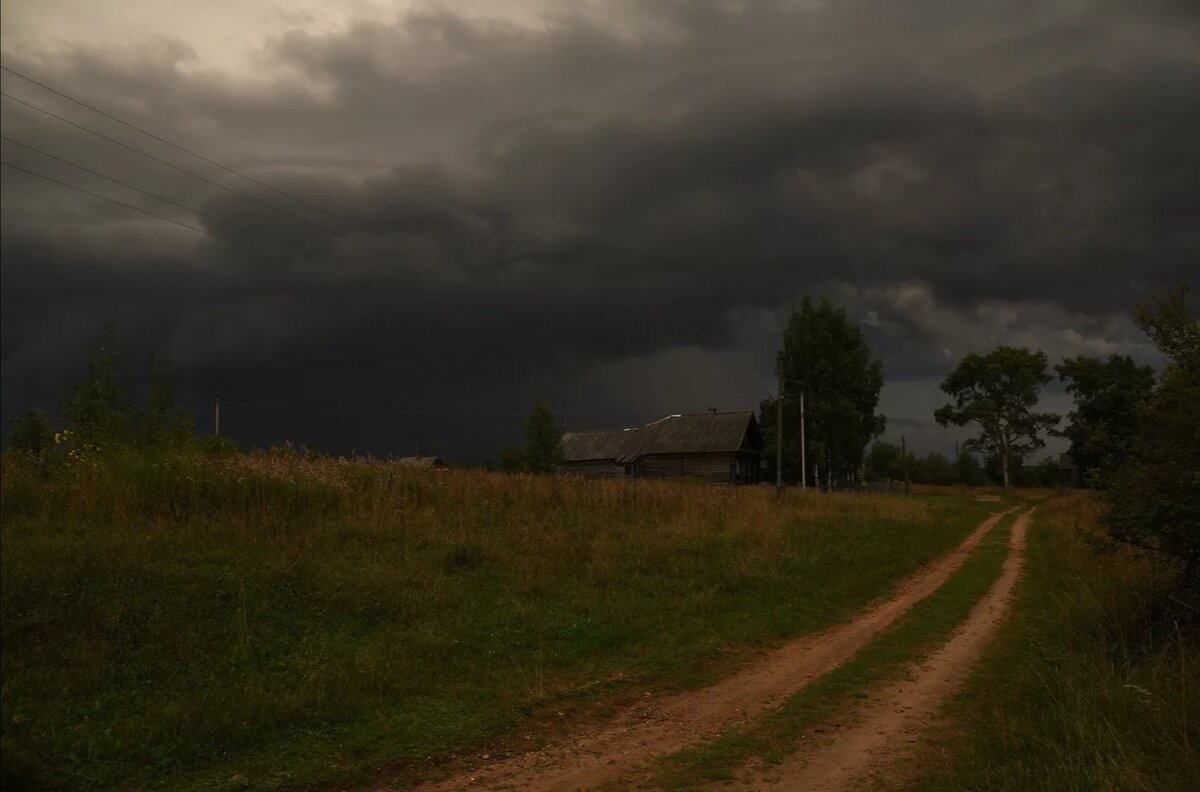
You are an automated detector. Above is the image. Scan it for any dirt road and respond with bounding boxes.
[729,507,1033,791]
[405,508,1015,792]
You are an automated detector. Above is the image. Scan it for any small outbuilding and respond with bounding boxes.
[396,455,446,469]
[560,411,764,484]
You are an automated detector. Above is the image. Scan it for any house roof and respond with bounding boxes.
[559,428,636,462]
[562,412,761,463]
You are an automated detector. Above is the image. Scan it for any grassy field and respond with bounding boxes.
[0,449,994,792]
[903,492,1200,791]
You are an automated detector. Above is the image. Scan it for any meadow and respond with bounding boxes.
[0,449,992,791]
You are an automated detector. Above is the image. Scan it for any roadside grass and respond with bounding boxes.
[902,492,1200,792]
[646,508,1018,790]
[0,450,994,792]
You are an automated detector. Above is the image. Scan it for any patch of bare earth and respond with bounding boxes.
[726,508,1033,792]
[401,509,1014,792]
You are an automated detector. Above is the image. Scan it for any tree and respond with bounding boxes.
[1055,354,1155,486]
[864,440,903,481]
[760,297,885,486]
[913,452,955,485]
[141,354,194,449]
[523,403,563,474]
[494,445,527,473]
[954,449,987,486]
[6,410,53,461]
[934,346,1059,489]
[1104,285,1200,587]
[61,324,135,449]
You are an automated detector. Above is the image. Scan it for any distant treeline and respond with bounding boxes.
[5,324,236,464]
[861,442,1070,489]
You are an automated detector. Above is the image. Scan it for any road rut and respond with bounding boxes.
[729,508,1033,791]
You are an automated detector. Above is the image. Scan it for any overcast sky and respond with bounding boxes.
[2,1,1196,460]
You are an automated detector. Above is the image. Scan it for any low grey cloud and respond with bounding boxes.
[1,0,1196,458]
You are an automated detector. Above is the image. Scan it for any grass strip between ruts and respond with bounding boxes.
[645,508,1020,791]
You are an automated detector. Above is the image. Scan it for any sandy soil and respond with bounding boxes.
[402,508,1015,792]
[727,508,1032,791]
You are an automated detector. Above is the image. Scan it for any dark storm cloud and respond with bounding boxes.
[2,0,1197,456]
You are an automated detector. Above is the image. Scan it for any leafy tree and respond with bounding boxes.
[864,441,903,480]
[61,324,135,449]
[934,346,1059,489]
[6,410,53,461]
[523,403,563,474]
[760,297,885,486]
[1104,285,1200,587]
[1055,354,1155,486]
[913,452,955,485]
[999,455,1069,488]
[494,446,527,473]
[954,449,988,486]
[141,354,194,449]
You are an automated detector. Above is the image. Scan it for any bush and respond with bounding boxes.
[1104,286,1200,588]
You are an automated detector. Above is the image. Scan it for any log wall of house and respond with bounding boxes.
[639,454,733,482]
[560,460,627,478]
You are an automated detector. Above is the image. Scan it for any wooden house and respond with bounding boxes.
[560,411,764,484]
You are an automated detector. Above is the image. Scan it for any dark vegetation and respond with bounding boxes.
[1055,353,1155,486]
[1102,285,1200,587]
[491,403,564,473]
[864,442,989,487]
[6,324,206,466]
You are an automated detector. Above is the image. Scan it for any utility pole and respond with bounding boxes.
[775,388,783,496]
[799,388,807,491]
[902,434,911,496]
[214,393,221,437]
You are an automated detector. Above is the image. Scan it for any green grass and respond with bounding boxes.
[0,450,995,792]
[646,507,1018,790]
[902,492,1200,792]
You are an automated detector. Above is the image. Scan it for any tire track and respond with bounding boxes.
[730,507,1033,791]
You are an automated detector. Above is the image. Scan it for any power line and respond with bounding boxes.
[1,64,359,231]
[1,90,339,235]
[218,396,768,418]
[220,400,531,418]
[1,134,252,233]
[1,159,228,242]
[779,375,931,412]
